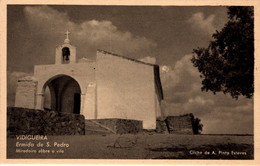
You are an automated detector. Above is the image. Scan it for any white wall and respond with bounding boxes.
[96,51,158,129]
[15,49,162,130]
[15,77,37,109]
[34,62,96,118]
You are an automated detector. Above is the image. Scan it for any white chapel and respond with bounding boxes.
[15,31,164,129]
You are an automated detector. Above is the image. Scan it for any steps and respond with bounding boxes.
[85,120,115,135]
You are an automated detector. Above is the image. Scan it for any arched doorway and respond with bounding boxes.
[43,75,81,114]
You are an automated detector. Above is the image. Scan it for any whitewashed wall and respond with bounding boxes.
[96,51,159,129]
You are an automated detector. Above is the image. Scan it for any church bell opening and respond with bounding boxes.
[62,47,70,63]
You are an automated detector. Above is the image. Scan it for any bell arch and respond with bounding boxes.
[42,75,81,114]
[62,47,70,63]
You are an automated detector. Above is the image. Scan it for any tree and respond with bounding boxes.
[191,7,254,99]
[190,113,203,134]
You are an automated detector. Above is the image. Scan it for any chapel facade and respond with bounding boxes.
[14,32,164,129]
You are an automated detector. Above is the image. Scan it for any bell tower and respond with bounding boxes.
[55,30,76,64]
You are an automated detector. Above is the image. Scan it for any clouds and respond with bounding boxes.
[160,54,200,97]
[138,56,156,64]
[160,55,253,134]
[23,6,156,63]
[7,5,157,106]
[187,12,216,35]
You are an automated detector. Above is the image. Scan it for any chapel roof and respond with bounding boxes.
[97,49,158,67]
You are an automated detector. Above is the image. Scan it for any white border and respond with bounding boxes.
[0,0,259,165]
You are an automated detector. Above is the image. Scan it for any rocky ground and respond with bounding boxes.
[7,134,253,159]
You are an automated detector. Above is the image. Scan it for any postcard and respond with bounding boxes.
[0,0,259,165]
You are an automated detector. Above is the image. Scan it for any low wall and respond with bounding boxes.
[143,119,168,134]
[155,120,168,134]
[85,119,143,134]
[165,115,193,134]
[7,107,85,137]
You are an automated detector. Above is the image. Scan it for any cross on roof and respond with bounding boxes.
[65,30,70,40]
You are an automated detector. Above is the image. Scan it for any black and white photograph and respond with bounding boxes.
[1,1,259,164]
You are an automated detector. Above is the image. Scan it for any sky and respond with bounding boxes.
[7,5,253,134]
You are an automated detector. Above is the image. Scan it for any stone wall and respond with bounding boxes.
[143,119,168,134]
[165,115,193,134]
[7,107,85,137]
[85,119,143,135]
[155,119,168,134]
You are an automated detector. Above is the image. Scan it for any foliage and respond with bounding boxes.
[191,7,254,99]
[190,113,203,134]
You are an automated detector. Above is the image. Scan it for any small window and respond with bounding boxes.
[62,47,70,63]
